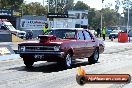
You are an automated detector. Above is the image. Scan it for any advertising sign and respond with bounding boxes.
[0,8,12,16]
[20,19,47,29]
[47,13,68,18]
[13,10,22,17]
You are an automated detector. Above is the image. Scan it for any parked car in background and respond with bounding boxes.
[109,30,123,39]
[18,28,105,68]
[89,30,97,37]
[0,21,26,38]
[106,28,112,35]
[25,30,33,40]
[128,29,132,37]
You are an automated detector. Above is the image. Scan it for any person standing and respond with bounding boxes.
[102,27,106,41]
[43,23,49,33]
[97,27,101,37]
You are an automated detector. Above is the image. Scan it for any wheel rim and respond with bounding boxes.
[66,54,72,67]
[94,50,99,61]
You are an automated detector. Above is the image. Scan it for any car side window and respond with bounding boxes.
[83,30,92,40]
[77,31,84,40]
[1,26,6,30]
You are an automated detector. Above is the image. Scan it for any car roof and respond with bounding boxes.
[51,28,85,31]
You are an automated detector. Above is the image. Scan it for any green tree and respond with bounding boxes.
[122,0,132,26]
[102,8,119,26]
[64,0,74,11]
[115,0,121,12]
[49,0,74,13]
[88,8,97,29]
[0,0,8,8]
[73,1,89,10]
[22,2,47,16]
[0,0,24,9]
[88,8,120,29]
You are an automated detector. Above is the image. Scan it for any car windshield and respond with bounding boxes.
[112,30,120,33]
[5,25,17,31]
[44,29,76,39]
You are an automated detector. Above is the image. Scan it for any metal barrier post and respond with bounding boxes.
[129,36,130,42]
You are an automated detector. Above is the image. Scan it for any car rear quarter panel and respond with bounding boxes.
[93,38,105,54]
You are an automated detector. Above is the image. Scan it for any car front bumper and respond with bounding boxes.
[18,51,65,62]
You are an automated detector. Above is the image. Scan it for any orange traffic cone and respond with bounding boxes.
[77,67,86,76]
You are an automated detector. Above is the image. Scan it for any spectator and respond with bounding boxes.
[97,27,101,37]
[102,27,106,41]
[43,23,49,33]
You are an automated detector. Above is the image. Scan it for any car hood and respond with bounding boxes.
[16,30,26,34]
[18,39,73,46]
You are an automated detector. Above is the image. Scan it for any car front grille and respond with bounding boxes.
[25,46,54,51]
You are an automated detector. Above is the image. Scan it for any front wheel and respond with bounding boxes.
[65,53,72,68]
[88,49,99,64]
[23,58,34,68]
[109,36,111,39]
[58,53,72,68]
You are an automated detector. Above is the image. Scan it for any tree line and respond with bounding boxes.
[0,0,130,29]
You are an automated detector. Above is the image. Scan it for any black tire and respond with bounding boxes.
[76,75,86,85]
[88,48,99,64]
[109,36,111,39]
[23,59,34,68]
[58,53,72,68]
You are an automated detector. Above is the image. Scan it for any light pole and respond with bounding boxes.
[43,0,45,7]
[126,0,130,42]
[55,0,57,13]
[127,0,130,34]
[101,0,104,32]
[101,12,102,31]
[48,0,49,13]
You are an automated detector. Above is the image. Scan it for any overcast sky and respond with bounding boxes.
[24,0,123,13]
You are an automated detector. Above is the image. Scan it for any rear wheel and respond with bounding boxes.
[88,48,99,64]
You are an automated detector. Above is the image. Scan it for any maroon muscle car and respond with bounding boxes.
[18,28,105,68]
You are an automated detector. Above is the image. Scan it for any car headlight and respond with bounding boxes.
[20,46,26,52]
[54,46,60,51]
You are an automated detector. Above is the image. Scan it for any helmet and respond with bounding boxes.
[45,23,48,28]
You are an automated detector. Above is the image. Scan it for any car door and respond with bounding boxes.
[73,30,86,58]
[83,30,96,57]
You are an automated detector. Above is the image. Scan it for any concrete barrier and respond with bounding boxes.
[0,32,12,42]
[0,32,24,42]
